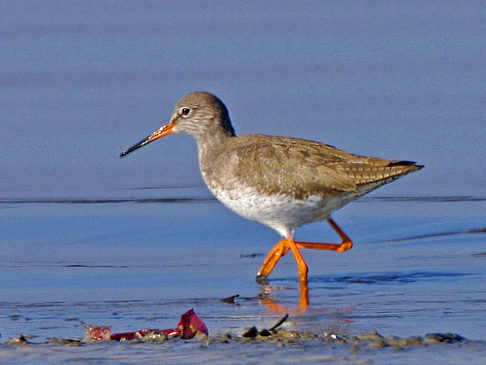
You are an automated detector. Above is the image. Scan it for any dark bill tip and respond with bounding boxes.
[119,135,152,158]
[120,122,174,158]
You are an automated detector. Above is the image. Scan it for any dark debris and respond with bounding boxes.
[1,314,467,352]
[221,294,240,304]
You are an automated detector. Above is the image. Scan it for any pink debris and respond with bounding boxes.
[83,309,208,342]
[177,308,208,339]
[84,325,111,341]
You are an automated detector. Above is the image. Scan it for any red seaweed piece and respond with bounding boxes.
[84,309,207,342]
[177,309,208,339]
[83,325,111,341]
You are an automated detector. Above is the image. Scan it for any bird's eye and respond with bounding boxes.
[180,107,191,117]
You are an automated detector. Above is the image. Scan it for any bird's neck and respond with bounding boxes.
[197,128,233,156]
[196,127,235,177]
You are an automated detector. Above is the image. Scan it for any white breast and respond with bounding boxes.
[208,184,354,237]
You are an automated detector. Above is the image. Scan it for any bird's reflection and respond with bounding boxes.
[258,280,309,313]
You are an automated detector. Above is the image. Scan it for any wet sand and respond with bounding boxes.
[1,2,484,363]
[1,190,485,363]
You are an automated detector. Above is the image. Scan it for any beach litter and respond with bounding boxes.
[1,308,469,353]
[83,308,208,342]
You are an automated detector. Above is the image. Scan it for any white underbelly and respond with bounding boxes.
[209,185,353,237]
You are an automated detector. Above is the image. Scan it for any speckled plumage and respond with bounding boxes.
[198,132,421,236]
[121,91,423,285]
[164,92,422,236]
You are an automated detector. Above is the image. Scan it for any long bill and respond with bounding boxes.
[120,121,175,157]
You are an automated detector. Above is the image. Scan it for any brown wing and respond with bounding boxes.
[209,134,422,199]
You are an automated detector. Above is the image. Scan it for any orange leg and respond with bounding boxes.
[299,281,309,309]
[257,236,309,310]
[295,217,353,252]
[286,235,309,285]
[256,239,290,280]
[256,216,353,281]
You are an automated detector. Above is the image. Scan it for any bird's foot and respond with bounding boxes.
[255,274,269,285]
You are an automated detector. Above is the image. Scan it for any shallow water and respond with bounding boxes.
[1,1,485,363]
[1,189,485,363]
